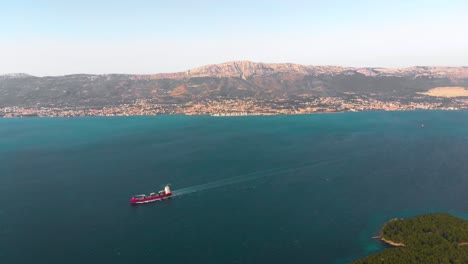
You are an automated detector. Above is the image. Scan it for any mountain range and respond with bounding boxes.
[1,61,468,108]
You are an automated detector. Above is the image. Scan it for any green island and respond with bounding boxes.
[353,213,468,264]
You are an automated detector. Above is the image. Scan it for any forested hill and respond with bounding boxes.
[353,214,468,263]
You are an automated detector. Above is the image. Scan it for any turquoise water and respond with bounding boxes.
[1,111,468,263]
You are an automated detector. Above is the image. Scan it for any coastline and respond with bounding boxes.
[380,237,405,247]
[1,108,467,118]
[378,218,405,247]
[1,93,467,118]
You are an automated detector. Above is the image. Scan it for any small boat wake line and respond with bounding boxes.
[172,157,345,197]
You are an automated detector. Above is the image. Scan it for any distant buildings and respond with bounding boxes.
[1,96,465,117]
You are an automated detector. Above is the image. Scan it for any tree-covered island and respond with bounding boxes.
[353,213,468,264]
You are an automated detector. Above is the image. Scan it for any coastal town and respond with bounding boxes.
[2,62,467,118]
[1,95,465,117]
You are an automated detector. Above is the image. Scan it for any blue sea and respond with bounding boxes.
[1,111,468,264]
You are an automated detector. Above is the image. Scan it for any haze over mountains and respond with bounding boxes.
[1,61,468,108]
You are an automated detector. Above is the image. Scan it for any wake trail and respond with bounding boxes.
[172,157,345,197]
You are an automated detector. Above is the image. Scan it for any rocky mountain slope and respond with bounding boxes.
[1,61,467,108]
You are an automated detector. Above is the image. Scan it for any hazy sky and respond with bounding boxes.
[1,0,467,76]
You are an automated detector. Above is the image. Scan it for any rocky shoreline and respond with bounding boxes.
[380,237,405,247]
[378,218,406,247]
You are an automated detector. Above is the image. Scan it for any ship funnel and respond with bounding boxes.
[165,185,171,194]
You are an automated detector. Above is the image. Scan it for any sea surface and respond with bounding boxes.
[1,111,468,264]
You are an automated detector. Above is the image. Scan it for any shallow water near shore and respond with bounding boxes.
[1,111,468,264]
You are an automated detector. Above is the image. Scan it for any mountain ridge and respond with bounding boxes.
[0,73,35,79]
[149,61,468,79]
[1,61,468,115]
[3,61,468,79]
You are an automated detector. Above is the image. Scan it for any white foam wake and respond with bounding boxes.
[171,158,343,197]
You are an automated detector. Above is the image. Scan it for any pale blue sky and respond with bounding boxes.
[1,0,467,76]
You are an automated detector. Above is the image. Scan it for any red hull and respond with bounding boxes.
[130,193,172,204]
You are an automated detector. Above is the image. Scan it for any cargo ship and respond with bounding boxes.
[130,185,172,204]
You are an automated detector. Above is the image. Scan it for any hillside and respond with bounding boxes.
[1,61,468,116]
[353,214,468,264]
